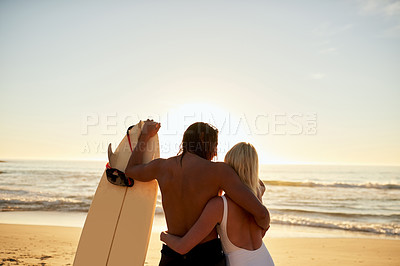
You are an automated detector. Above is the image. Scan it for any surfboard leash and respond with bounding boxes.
[126,125,134,152]
[105,163,134,187]
[105,124,136,187]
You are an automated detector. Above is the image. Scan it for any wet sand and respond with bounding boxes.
[0,223,399,265]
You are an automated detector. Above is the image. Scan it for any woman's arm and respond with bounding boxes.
[160,197,223,255]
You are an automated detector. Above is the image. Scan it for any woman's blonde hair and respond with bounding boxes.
[224,142,259,195]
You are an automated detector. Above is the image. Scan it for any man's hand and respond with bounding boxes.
[257,179,266,201]
[262,225,270,238]
[255,207,271,231]
[140,119,161,141]
[259,179,265,195]
[125,119,162,180]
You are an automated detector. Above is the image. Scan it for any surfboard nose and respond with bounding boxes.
[108,143,116,167]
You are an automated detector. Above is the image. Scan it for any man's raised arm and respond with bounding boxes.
[125,120,162,182]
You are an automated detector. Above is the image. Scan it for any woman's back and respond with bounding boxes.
[217,195,274,266]
[222,195,263,251]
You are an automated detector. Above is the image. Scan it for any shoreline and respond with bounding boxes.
[1,211,399,240]
[0,223,399,265]
[1,211,398,240]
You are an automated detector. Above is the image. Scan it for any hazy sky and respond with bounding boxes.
[1,0,399,165]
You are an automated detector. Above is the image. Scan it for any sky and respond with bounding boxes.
[0,0,399,165]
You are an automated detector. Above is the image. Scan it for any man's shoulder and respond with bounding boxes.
[156,156,178,170]
[159,154,185,164]
[195,160,228,173]
[193,161,236,183]
[211,161,235,174]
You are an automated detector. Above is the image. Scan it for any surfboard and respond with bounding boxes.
[74,121,159,266]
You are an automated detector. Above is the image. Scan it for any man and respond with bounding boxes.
[125,120,270,266]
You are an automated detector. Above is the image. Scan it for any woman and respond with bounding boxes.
[160,142,274,266]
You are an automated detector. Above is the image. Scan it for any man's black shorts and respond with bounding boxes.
[159,238,226,266]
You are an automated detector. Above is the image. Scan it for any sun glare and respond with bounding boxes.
[157,102,271,162]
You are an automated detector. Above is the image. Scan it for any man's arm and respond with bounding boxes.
[125,120,162,181]
[216,163,270,230]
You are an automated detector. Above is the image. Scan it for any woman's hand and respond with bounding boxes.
[160,231,168,243]
[159,231,188,255]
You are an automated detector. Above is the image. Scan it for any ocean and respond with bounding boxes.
[0,160,399,238]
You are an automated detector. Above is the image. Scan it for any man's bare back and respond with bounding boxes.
[157,152,230,243]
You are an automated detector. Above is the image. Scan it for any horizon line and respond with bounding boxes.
[1,158,399,167]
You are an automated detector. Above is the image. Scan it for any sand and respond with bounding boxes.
[0,223,399,266]
[0,224,81,265]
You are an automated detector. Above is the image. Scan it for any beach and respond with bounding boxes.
[1,161,399,265]
[0,223,399,266]
[2,0,399,264]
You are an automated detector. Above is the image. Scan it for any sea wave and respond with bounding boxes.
[0,187,30,194]
[270,208,400,220]
[263,180,400,190]
[271,214,400,236]
[3,169,101,179]
[0,198,90,212]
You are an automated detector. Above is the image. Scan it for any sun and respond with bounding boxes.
[157,102,256,160]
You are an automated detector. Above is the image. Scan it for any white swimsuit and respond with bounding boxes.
[217,196,275,266]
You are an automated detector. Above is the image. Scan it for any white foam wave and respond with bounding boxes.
[264,180,400,190]
[271,214,400,236]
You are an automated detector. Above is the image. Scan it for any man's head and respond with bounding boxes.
[179,122,219,161]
